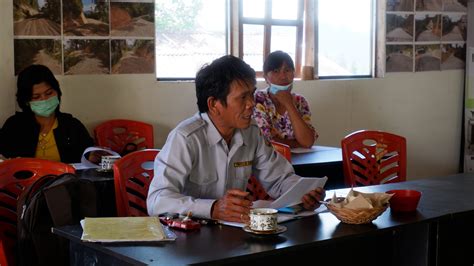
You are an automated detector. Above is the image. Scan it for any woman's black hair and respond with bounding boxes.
[16,64,62,113]
[263,50,295,75]
[195,55,256,113]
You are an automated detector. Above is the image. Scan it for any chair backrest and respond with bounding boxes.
[94,119,154,154]
[113,149,159,217]
[341,130,407,187]
[270,141,291,162]
[0,158,75,266]
[246,141,291,201]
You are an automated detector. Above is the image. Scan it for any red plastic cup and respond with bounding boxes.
[386,189,422,212]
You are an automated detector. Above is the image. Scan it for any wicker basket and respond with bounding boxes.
[326,199,389,224]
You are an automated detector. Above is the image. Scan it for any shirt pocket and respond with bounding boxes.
[188,175,218,198]
[233,165,253,190]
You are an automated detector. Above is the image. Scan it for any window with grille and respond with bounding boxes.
[155,0,378,80]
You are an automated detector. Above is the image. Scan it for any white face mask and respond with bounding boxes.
[269,82,293,94]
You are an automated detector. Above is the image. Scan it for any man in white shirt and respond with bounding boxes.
[147,55,325,223]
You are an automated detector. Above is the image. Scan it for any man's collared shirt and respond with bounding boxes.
[147,112,299,218]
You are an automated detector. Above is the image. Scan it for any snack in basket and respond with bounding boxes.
[326,189,393,224]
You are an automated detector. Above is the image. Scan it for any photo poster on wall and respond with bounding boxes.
[464,47,474,172]
[386,0,467,73]
[13,0,155,75]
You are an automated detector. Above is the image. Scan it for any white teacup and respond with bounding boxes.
[100,155,121,171]
[249,208,278,232]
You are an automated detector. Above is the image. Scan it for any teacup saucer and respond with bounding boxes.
[243,225,287,235]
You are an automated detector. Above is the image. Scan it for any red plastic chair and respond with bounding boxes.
[270,140,291,162]
[94,119,154,155]
[246,141,291,201]
[0,158,75,266]
[0,239,8,266]
[113,149,159,217]
[341,130,407,187]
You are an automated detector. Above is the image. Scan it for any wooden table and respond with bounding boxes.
[291,145,344,189]
[53,173,474,266]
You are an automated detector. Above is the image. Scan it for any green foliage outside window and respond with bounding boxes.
[155,0,202,33]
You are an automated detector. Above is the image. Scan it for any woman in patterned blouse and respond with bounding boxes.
[253,51,318,148]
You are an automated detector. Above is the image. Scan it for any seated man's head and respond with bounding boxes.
[195,56,256,131]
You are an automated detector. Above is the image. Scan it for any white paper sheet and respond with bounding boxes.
[269,176,328,209]
[77,146,121,169]
[252,177,328,209]
[219,177,328,228]
[219,205,327,228]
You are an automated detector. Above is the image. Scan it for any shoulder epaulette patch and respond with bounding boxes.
[178,119,206,137]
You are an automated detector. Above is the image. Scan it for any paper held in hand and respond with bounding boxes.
[253,176,328,209]
[220,176,327,228]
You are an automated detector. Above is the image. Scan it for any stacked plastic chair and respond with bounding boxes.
[94,119,154,154]
[0,158,75,265]
[341,130,407,187]
[113,149,159,216]
[0,239,8,266]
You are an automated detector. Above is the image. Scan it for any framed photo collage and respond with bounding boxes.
[386,0,467,72]
[13,0,155,75]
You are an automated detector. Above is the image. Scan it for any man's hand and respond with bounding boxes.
[211,189,252,223]
[301,187,326,210]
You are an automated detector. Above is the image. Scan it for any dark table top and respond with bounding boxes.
[76,168,116,217]
[291,145,344,189]
[291,145,342,166]
[77,168,114,181]
[53,173,474,265]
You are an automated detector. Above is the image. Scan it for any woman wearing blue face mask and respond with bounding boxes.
[0,64,94,163]
[253,51,318,148]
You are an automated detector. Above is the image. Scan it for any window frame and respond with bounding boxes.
[314,0,379,79]
[237,0,304,78]
[154,0,383,80]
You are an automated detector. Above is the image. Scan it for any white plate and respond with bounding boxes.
[243,225,287,235]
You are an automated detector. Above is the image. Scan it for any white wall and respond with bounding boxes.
[0,1,15,124]
[0,2,464,180]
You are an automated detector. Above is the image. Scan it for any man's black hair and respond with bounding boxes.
[195,55,256,113]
